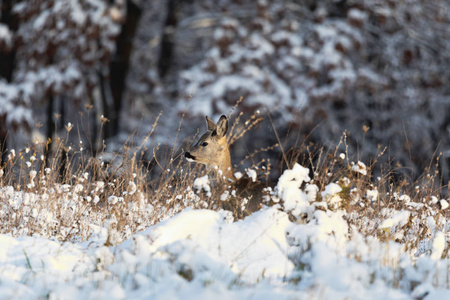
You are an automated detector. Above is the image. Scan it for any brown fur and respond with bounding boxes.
[185,115,233,180]
[185,115,268,217]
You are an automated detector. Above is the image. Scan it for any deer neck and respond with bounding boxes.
[210,146,234,182]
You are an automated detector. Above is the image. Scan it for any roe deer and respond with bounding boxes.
[185,115,233,181]
[185,115,266,216]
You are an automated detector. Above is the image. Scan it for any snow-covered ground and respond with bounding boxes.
[0,164,449,299]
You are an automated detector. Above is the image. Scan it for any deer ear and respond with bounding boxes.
[216,115,228,137]
[206,116,216,131]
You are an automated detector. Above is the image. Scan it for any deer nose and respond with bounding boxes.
[185,152,196,160]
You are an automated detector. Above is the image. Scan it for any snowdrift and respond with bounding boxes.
[0,164,449,299]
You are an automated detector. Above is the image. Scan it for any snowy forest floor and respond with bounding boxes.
[0,118,449,300]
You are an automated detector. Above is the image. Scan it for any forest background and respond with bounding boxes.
[1,0,449,184]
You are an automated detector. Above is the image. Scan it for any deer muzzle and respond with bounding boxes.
[184,151,196,162]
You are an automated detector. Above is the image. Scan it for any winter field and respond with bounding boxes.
[0,120,449,300]
[1,0,450,299]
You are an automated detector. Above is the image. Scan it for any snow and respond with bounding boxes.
[348,8,368,23]
[0,208,290,299]
[0,24,12,47]
[147,208,292,283]
[0,163,449,299]
[0,203,448,299]
[193,175,211,197]
[351,161,368,176]
[274,163,314,217]
[321,182,342,199]
[399,195,411,203]
[321,182,342,207]
[379,211,411,229]
[6,106,33,127]
[366,189,378,201]
[246,168,257,182]
[33,10,50,30]
[430,231,446,261]
[68,0,87,25]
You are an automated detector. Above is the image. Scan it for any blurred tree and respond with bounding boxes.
[158,0,178,79]
[0,0,145,161]
[13,0,122,149]
[103,0,142,140]
[125,0,450,181]
[0,0,16,81]
[0,0,18,164]
[2,0,449,182]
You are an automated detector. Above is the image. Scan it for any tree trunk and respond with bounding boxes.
[104,0,142,140]
[0,0,18,165]
[0,116,7,166]
[158,0,178,79]
[0,0,17,81]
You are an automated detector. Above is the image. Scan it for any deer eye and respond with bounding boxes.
[201,142,208,147]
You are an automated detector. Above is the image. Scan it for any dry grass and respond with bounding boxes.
[0,102,271,242]
[278,129,449,256]
[0,101,448,257]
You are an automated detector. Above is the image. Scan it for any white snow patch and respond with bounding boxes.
[351,161,367,175]
[275,163,315,216]
[0,24,12,47]
[399,195,411,203]
[321,183,342,199]
[430,231,445,260]
[193,175,211,197]
[379,211,410,229]
[366,189,378,201]
[234,171,243,180]
[246,169,257,182]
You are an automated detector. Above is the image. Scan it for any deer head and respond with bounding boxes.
[185,115,233,180]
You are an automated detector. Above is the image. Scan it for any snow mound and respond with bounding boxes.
[0,204,449,299]
[275,163,316,217]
